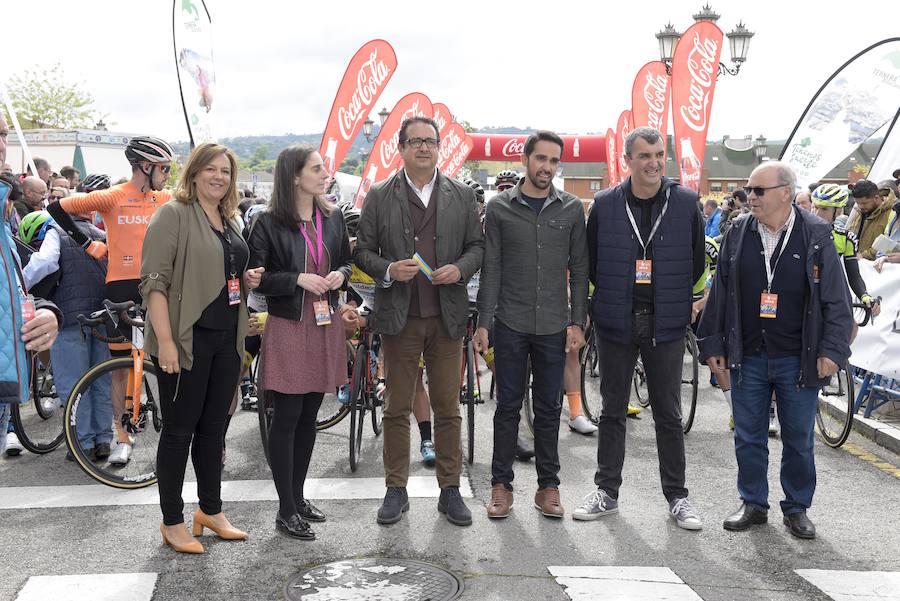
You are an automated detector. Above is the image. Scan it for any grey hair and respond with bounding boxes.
[624,127,663,157]
[770,161,797,199]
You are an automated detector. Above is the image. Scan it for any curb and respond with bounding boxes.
[818,395,900,455]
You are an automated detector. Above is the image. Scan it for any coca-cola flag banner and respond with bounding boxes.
[437,122,468,173]
[615,110,634,180]
[631,61,671,164]
[606,127,619,187]
[319,39,398,176]
[443,135,473,179]
[780,38,900,189]
[432,102,454,140]
[173,0,217,147]
[467,134,607,162]
[354,92,433,207]
[671,21,724,193]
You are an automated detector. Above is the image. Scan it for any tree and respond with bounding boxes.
[246,143,269,171]
[3,63,100,129]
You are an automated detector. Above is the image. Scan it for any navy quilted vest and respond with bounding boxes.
[50,224,107,328]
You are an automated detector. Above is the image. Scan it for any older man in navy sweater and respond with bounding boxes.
[698,161,852,539]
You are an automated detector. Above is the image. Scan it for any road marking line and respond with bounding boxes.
[0,476,472,509]
[548,566,703,600]
[841,442,900,480]
[796,569,900,600]
[15,573,157,601]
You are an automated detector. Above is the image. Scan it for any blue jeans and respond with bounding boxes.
[491,319,566,490]
[50,325,113,448]
[0,403,9,451]
[731,351,818,515]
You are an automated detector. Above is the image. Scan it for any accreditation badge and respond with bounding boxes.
[635,260,652,284]
[314,299,332,326]
[227,278,241,306]
[759,292,779,319]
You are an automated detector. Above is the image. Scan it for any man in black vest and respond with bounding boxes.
[354,117,484,527]
[575,127,706,530]
[698,162,852,539]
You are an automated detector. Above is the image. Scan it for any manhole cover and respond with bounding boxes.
[286,558,463,600]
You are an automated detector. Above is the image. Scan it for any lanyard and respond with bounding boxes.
[624,188,670,259]
[299,206,324,274]
[760,210,796,293]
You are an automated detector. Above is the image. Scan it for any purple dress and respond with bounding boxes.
[259,226,347,395]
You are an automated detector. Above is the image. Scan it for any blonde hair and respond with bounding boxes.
[175,142,240,219]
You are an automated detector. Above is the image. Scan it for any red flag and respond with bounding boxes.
[631,61,671,134]
[354,92,433,207]
[606,127,618,187]
[615,110,634,180]
[318,40,398,176]
[444,135,473,179]
[670,21,723,192]
[432,102,454,139]
[467,134,606,162]
[437,122,467,173]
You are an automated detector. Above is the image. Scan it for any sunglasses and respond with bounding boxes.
[159,164,172,174]
[742,184,787,197]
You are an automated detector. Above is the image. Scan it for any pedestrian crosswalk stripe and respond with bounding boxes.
[796,569,900,600]
[0,476,472,510]
[548,566,703,600]
[15,573,157,601]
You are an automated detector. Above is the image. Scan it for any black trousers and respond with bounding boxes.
[154,326,241,526]
[268,391,324,520]
[594,314,689,502]
[491,319,567,490]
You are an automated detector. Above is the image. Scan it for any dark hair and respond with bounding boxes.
[732,188,747,203]
[807,181,820,193]
[850,179,878,198]
[624,127,662,157]
[60,166,79,178]
[32,157,50,171]
[398,117,440,145]
[704,198,718,209]
[523,130,564,158]
[270,144,334,228]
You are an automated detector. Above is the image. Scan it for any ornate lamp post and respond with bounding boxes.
[656,5,754,77]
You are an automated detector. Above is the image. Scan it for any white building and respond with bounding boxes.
[5,128,143,180]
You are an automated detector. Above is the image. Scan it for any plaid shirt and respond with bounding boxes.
[757,208,796,265]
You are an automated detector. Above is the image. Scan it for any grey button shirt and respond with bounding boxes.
[476,182,589,335]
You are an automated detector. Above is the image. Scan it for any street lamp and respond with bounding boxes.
[378,106,390,126]
[657,5,754,77]
[363,107,391,143]
[754,135,767,163]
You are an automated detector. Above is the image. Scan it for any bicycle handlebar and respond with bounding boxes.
[77,300,145,343]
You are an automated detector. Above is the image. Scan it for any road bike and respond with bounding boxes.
[10,352,65,454]
[65,300,161,489]
[460,305,485,464]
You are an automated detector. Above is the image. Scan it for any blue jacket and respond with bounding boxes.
[697,207,853,388]
[589,176,700,344]
[1,223,31,405]
[704,208,722,238]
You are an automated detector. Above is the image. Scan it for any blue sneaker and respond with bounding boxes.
[337,384,350,406]
[420,440,436,466]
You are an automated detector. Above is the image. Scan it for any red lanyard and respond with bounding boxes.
[299,207,324,273]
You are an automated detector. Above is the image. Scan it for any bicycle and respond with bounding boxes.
[815,300,877,448]
[346,315,384,471]
[460,304,485,464]
[64,300,161,489]
[9,353,65,454]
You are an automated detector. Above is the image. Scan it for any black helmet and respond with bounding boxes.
[340,201,361,238]
[495,170,519,186]
[80,173,111,192]
[463,178,485,202]
[125,135,175,165]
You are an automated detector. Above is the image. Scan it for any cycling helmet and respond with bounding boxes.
[495,170,519,187]
[80,173,111,192]
[812,183,849,208]
[125,135,175,165]
[463,178,485,202]
[244,203,267,225]
[340,201,361,238]
[19,211,54,245]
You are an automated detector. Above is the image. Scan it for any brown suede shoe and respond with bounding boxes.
[534,487,564,518]
[487,484,513,519]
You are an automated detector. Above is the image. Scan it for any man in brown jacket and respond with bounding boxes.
[354,117,484,527]
[847,179,895,260]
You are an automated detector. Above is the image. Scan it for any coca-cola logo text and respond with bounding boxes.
[678,32,718,133]
[433,109,449,136]
[643,71,669,132]
[378,99,428,169]
[337,50,391,141]
[618,119,631,174]
[502,139,524,157]
[439,128,463,164]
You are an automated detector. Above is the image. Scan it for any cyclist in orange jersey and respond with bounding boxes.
[48,135,175,465]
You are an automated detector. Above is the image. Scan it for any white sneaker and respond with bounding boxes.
[572,489,618,521]
[108,442,132,465]
[568,415,598,435]
[669,497,703,530]
[768,416,779,436]
[4,432,23,456]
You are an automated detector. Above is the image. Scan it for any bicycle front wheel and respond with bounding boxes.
[816,364,854,448]
[11,354,65,454]
[348,345,367,472]
[681,331,699,434]
[580,328,602,423]
[633,360,650,408]
[465,341,477,465]
[64,357,160,489]
[317,341,355,431]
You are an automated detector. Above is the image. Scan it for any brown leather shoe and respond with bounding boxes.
[534,487,564,518]
[191,510,248,540]
[487,484,513,519]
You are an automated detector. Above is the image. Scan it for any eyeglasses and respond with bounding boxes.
[742,184,787,197]
[404,137,439,149]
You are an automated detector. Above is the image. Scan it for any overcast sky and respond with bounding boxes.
[4,0,899,144]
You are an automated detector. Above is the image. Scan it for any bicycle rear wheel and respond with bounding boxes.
[64,357,160,489]
[317,341,354,431]
[633,359,650,407]
[258,390,274,468]
[580,328,602,423]
[816,364,854,448]
[681,331,699,434]
[465,341,477,464]
[11,354,65,454]
[348,345,367,472]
